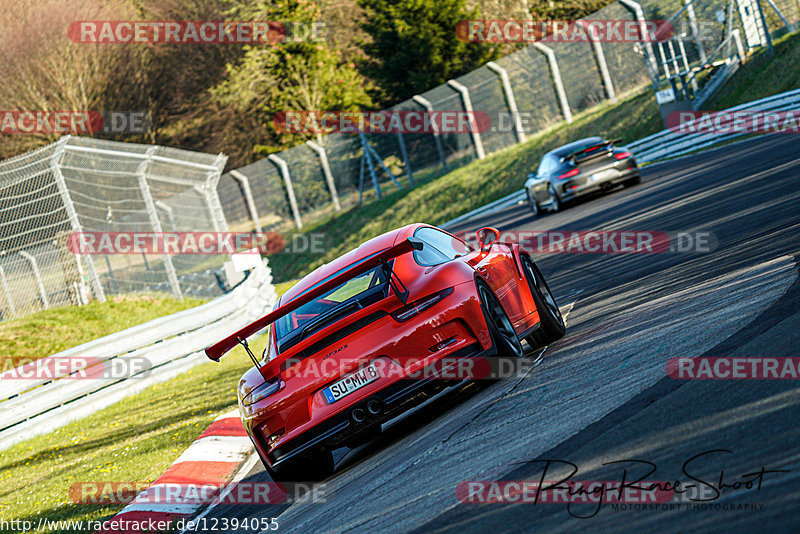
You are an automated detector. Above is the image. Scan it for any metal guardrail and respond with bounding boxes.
[629,88,800,163]
[0,262,277,451]
[442,88,800,230]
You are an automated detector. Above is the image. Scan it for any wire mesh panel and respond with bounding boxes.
[498,47,563,135]
[419,85,475,165]
[281,143,333,214]
[0,143,75,320]
[0,136,229,321]
[586,2,652,96]
[455,66,518,155]
[226,157,291,232]
[322,133,362,209]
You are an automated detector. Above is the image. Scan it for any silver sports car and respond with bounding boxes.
[524,137,641,215]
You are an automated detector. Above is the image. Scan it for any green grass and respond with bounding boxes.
[0,341,262,533]
[0,295,207,366]
[710,32,800,111]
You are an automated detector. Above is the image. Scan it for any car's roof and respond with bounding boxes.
[280,223,424,303]
[549,136,606,157]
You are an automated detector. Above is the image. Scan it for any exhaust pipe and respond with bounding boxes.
[366,399,383,416]
[351,408,366,423]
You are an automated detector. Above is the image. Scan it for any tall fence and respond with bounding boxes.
[2,0,798,323]
[218,0,800,233]
[0,136,228,321]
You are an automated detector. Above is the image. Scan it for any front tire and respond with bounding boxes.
[521,255,565,349]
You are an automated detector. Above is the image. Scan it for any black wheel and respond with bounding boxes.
[478,281,524,359]
[547,183,562,212]
[263,448,334,483]
[521,255,565,349]
[526,190,539,216]
[623,174,641,187]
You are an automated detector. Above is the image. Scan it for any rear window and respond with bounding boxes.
[274,264,388,347]
[556,139,609,159]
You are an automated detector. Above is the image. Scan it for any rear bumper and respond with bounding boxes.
[559,163,640,202]
[263,341,492,467]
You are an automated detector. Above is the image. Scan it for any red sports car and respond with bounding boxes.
[206,223,565,481]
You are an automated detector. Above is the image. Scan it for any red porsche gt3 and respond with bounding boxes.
[205,223,565,481]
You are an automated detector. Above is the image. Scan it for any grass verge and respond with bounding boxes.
[0,336,265,533]
[1,295,207,366]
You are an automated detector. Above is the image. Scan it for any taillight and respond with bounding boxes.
[558,168,580,180]
[391,287,453,322]
[615,151,632,160]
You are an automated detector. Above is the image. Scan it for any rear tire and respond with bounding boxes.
[478,280,524,359]
[547,183,562,212]
[264,448,334,483]
[623,174,641,187]
[521,255,566,349]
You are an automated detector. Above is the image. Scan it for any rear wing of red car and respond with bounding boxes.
[205,237,423,364]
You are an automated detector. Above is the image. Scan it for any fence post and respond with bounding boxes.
[268,154,303,229]
[51,136,106,303]
[359,133,383,200]
[684,0,708,64]
[412,95,448,172]
[154,200,178,232]
[206,153,229,233]
[486,61,527,143]
[19,250,49,309]
[732,29,746,62]
[533,43,573,124]
[194,185,223,233]
[755,0,775,55]
[588,36,617,104]
[0,264,16,315]
[395,133,415,187]
[137,147,183,300]
[446,80,486,160]
[619,0,659,87]
[229,170,263,233]
[306,140,342,211]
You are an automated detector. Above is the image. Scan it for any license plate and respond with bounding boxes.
[322,364,380,404]
[591,169,615,182]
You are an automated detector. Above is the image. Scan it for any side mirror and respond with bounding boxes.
[407,236,424,250]
[476,227,500,251]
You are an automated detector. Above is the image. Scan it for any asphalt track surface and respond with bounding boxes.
[200,133,800,533]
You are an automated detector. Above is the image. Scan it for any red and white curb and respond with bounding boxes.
[99,410,253,533]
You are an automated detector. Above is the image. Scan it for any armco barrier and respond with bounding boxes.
[442,88,800,229]
[628,88,800,163]
[0,261,276,451]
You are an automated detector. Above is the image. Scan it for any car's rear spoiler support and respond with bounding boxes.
[205,237,424,367]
